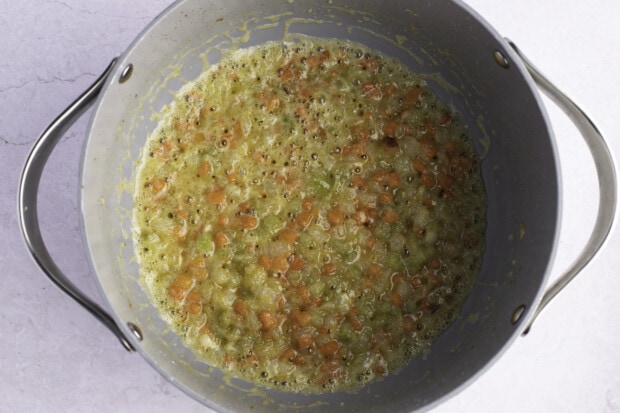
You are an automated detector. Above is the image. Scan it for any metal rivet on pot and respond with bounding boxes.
[511,304,526,325]
[493,50,510,69]
[127,322,143,341]
[119,63,133,83]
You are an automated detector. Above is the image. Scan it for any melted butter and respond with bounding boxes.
[133,37,486,393]
[112,3,493,401]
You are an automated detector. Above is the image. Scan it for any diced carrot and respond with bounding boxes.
[150,177,167,195]
[301,197,314,211]
[383,122,398,137]
[214,231,229,248]
[371,168,389,183]
[205,188,227,207]
[280,65,298,81]
[223,353,235,365]
[320,360,341,373]
[366,235,378,251]
[419,138,437,159]
[280,347,296,362]
[412,157,426,173]
[352,210,368,225]
[363,84,382,100]
[460,155,473,172]
[296,285,312,305]
[258,254,272,270]
[424,120,437,137]
[327,207,345,226]
[272,255,289,272]
[245,352,259,367]
[198,161,211,176]
[266,96,280,111]
[278,227,298,244]
[358,56,378,72]
[348,314,362,331]
[403,315,415,333]
[383,83,398,96]
[218,214,229,227]
[322,263,337,276]
[366,263,383,277]
[439,112,452,126]
[168,275,193,300]
[240,215,258,229]
[227,172,240,184]
[258,311,276,330]
[306,50,330,69]
[390,292,403,307]
[233,120,244,138]
[350,126,370,141]
[437,173,454,190]
[319,340,340,356]
[427,258,441,271]
[237,201,251,212]
[186,290,202,315]
[386,172,402,187]
[382,209,399,224]
[421,172,436,189]
[233,299,248,317]
[403,87,422,104]
[342,142,367,158]
[288,255,306,271]
[187,257,208,279]
[297,334,313,349]
[188,302,202,315]
[294,310,313,327]
[220,132,233,148]
[463,232,478,248]
[351,174,367,191]
[377,192,394,204]
[296,208,316,229]
[172,225,187,240]
[444,141,459,155]
[193,132,206,143]
[152,139,174,159]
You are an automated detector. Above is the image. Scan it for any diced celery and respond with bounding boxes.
[243,263,267,289]
[309,281,326,297]
[211,266,230,286]
[196,233,215,255]
[233,250,254,267]
[309,170,334,196]
[374,221,391,240]
[259,214,284,237]
[388,253,403,271]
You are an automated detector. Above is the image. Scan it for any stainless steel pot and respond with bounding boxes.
[18,0,617,412]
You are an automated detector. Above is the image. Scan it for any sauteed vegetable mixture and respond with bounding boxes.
[134,37,486,392]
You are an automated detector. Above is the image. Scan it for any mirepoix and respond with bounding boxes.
[133,37,486,392]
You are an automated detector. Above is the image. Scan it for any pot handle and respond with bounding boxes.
[18,58,135,351]
[507,41,617,335]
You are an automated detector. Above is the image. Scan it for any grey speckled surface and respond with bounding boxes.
[2,1,619,412]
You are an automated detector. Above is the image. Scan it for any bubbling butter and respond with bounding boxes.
[133,37,486,393]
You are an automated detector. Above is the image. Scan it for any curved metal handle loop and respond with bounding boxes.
[507,41,618,335]
[18,58,135,351]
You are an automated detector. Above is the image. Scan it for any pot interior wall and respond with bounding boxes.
[80,0,559,411]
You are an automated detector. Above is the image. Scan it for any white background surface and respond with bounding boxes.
[1,1,618,412]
